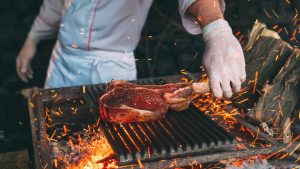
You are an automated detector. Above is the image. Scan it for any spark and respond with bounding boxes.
[250,127,260,147]
[82,86,86,93]
[137,158,144,168]
[53,159,58,168]
[197,16,204,23]
[147,147,151,158]
[49,130,57,141]
[30,102,35,109]
[253,71,259,94]
[263,9,272,19]
[283,27,289,35]
[289,142,300,156]
[78,134,82,145]
[63,125,68,134]
[236,98,249,104]
[42,163,48,169]
[72,108,78,115]
[69,137,74,150]
[271,9,280,19]
[273,25,279,29]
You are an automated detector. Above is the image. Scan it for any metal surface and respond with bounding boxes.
[85,79,236,166]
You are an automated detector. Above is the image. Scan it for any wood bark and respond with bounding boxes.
[232,20,294,109]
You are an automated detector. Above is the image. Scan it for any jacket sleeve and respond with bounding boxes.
[28,0,65,40]
[177,0,225,35]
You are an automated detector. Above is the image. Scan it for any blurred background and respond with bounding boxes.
[0,0,299,166]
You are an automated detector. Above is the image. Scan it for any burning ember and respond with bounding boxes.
[47,120,117,168]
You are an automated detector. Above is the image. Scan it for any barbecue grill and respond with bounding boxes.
[84,79,236,165]
[23,74,300,169]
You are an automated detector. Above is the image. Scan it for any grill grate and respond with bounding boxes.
[84,79,236,166]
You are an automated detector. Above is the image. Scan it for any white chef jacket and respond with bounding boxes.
[28,0,225,88]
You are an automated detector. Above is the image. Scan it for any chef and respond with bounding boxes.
[16,0,246,99]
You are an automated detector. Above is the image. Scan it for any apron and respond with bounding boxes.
[44,41,137,89]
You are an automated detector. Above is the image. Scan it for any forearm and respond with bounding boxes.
[187,0,224,28]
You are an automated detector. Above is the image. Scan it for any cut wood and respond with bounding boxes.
[247,48,300,143]
[232,20,294,109]
[229,20,300,143]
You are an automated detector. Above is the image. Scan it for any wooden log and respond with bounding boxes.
[232,20,294,109]
[247,48,300,143]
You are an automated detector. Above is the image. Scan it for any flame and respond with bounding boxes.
[63,136,116,169]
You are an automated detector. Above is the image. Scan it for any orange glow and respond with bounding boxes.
[253,71,258,94]
[137,158,144,168]
[63,125,68,134]
[82,85,86,93]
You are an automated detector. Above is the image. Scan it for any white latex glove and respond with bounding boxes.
[16,37,38,82]
[202,19,246,99]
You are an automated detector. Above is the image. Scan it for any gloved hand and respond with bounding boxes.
[16,37,38,82]
[202,19,246,99]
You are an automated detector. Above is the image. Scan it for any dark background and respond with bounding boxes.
[0,0,299,158]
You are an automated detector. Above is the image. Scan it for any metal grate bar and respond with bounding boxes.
[183,112,222,146]
[101,124,126,158]
[176,112,214,147]
[130,123,158,154]
[154,121,183,152]
[114,124,140,156]
[168,112,208,150]
[159,120,188,150]
[147,121,176,153]
[190,106,235,145]
[188,109,226,145]
[122,124,146,156]
[139,123,167,154]
[105,123,132,159]
[166,116,198,150]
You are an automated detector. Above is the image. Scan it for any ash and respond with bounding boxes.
[225,158,297,169]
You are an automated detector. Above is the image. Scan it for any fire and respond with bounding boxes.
[46,103,117,168]
[51,133,117,169]
[65,137,117,169]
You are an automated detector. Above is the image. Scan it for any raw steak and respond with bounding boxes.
[99,80,210,123]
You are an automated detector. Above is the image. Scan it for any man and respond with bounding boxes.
[16,0,246,99]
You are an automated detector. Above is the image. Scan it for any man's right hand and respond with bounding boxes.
[16,37,38,82]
